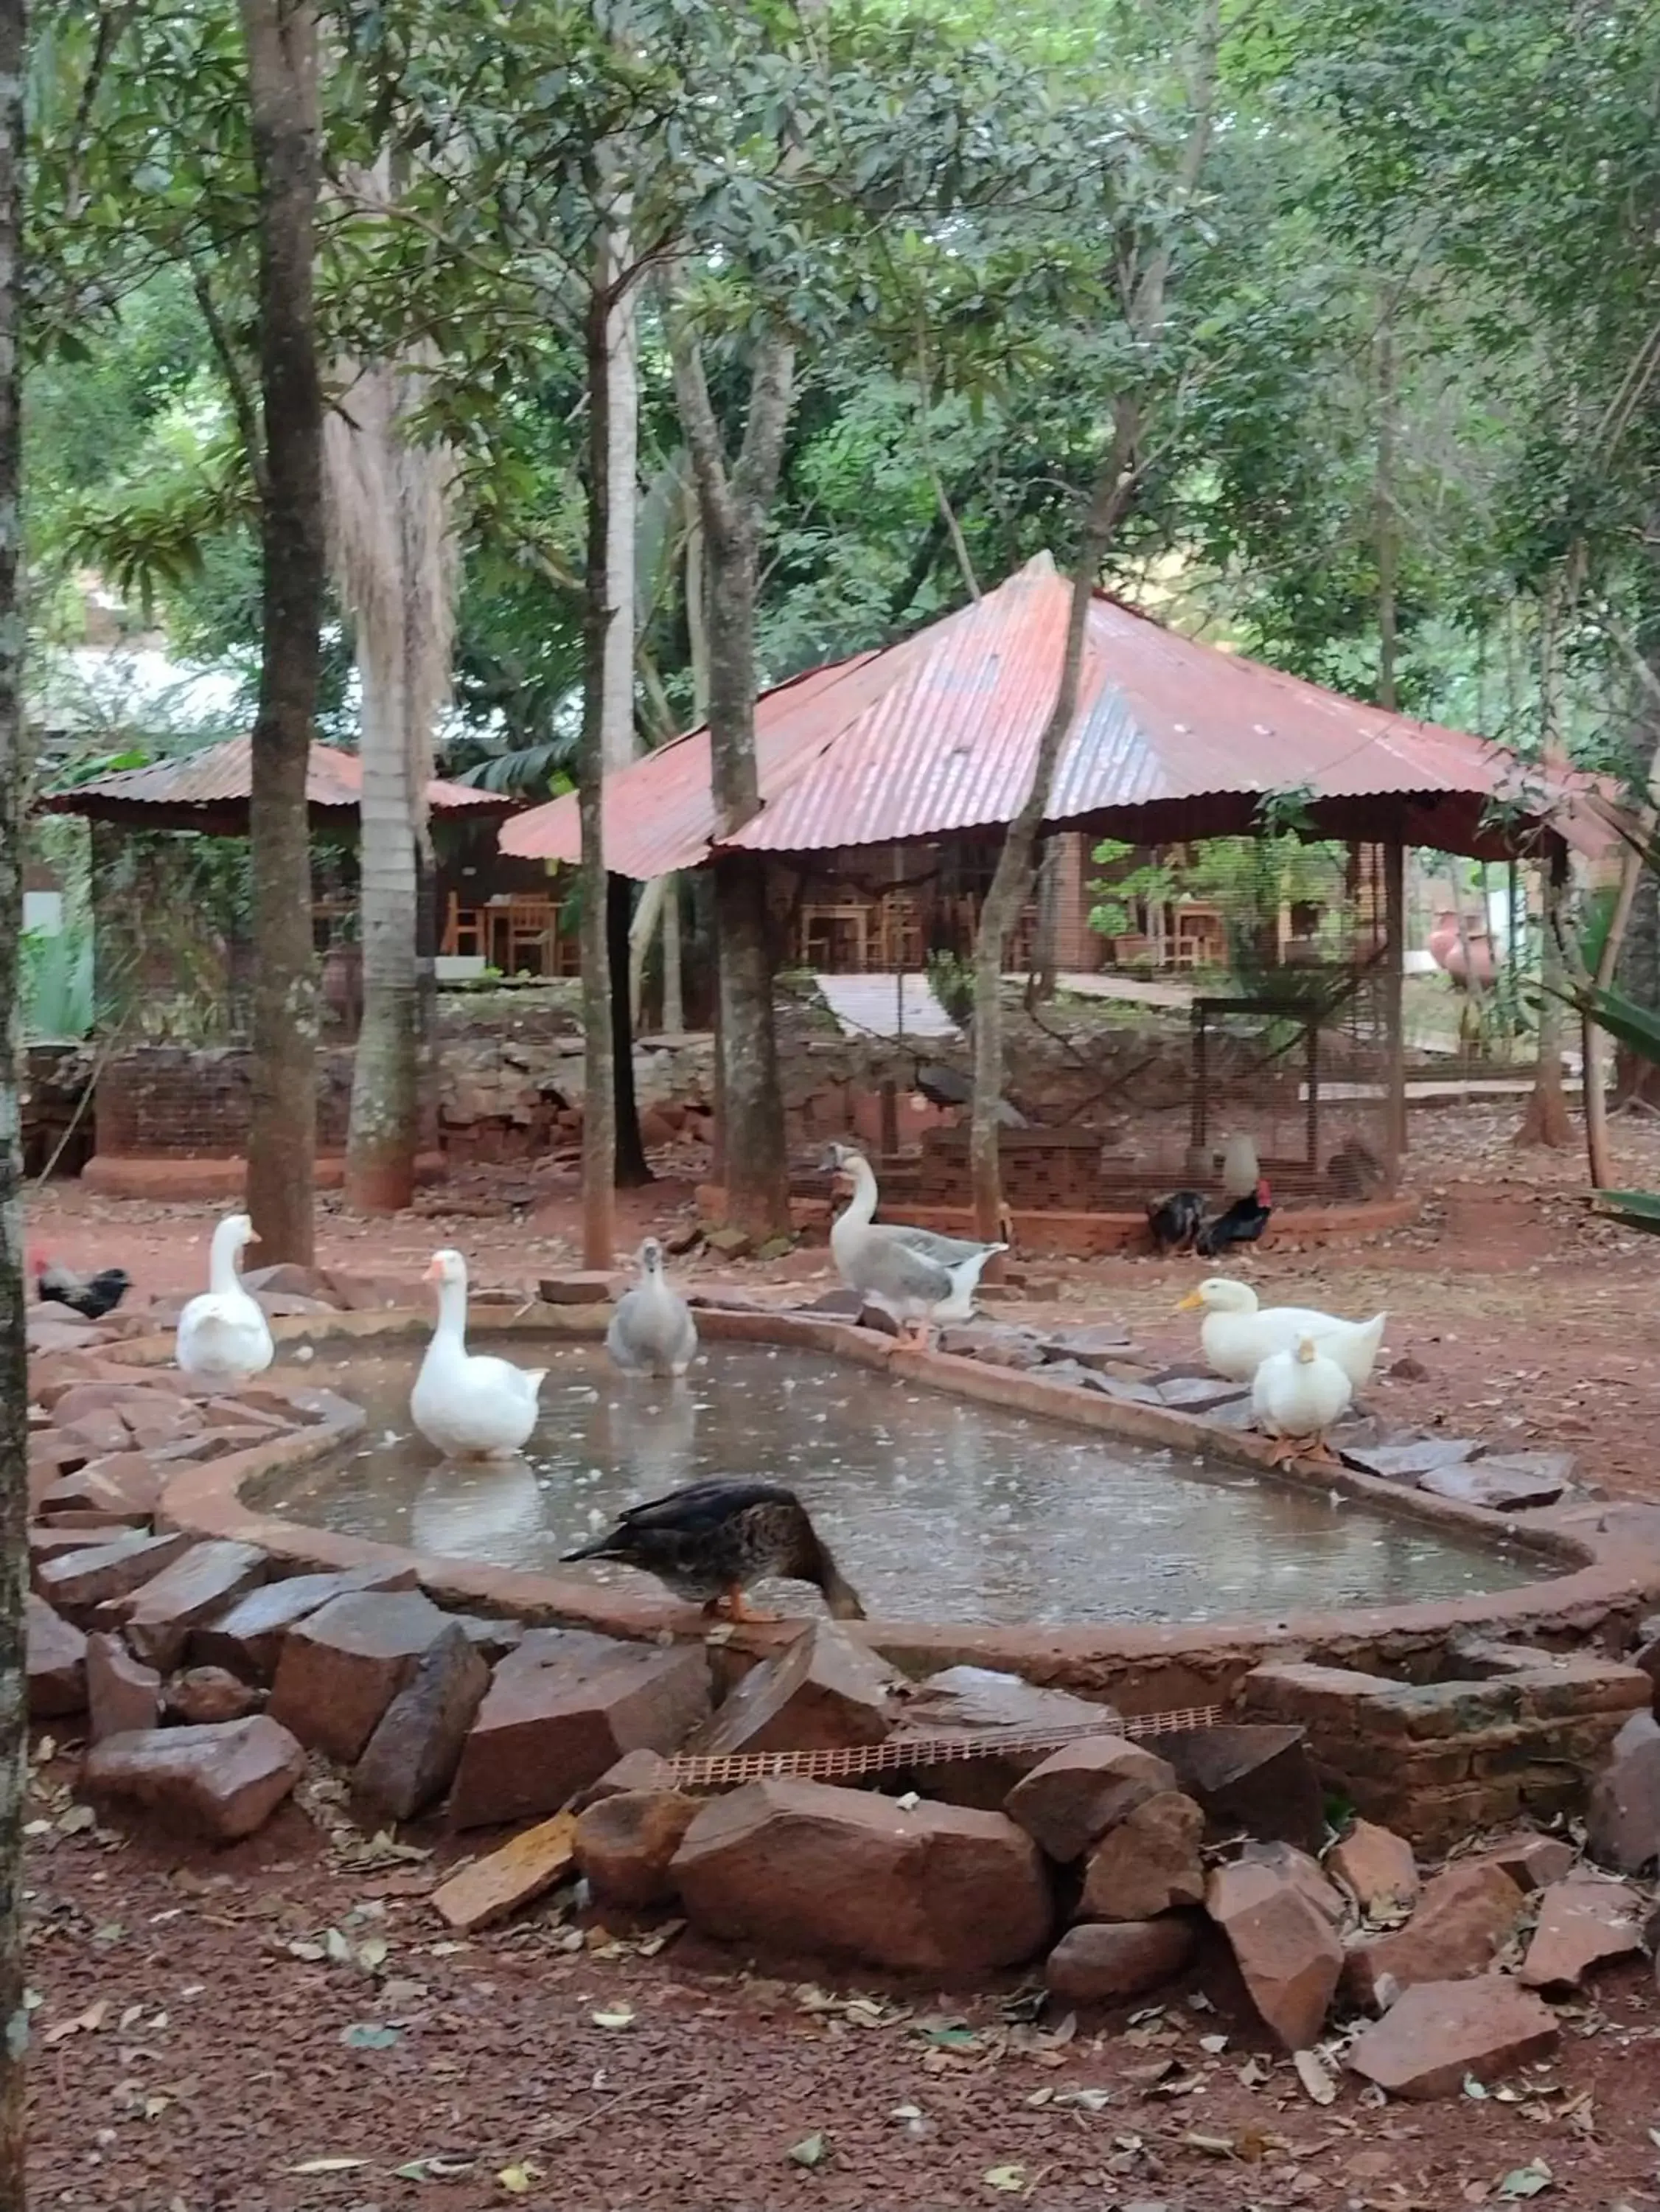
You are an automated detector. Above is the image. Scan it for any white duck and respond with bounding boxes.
[410,1248,546,1460]
[175,1212,273,1390]
[1175,1278,1387,1388]
[824,1142,1007,1344]
[1252,1335,1354,1465]
[606,1237,698,1377]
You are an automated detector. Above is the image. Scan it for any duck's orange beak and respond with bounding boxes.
[422,1256,443,1283]
[1174,1290,1205,1313]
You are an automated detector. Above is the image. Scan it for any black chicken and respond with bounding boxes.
[32,1254,132,1321]
[1146,1189,1207,1256]
[1195,1177,1273,1257]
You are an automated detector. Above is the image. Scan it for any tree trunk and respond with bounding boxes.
[0,4,26,2188]
[345,649,420,1208]
[714,852,788,1234]
[661,874,684,1032]
[669,323,795,1237]
[599,212,647,1188]
[324,338,456,1215]
[609,872,651,1184]
[1517,855,1574,1147]
[969,431,1142,1240]
[1518,568,1579,1149]
[241,0,323,1265]
[578,269,617,1266]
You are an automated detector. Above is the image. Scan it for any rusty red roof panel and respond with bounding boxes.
[43,734,515,818]
[496,553,1615,877]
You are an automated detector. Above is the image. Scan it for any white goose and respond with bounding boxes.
[1252,1335,1354,1465]
[175,1212,273,1390]
[410,1248,546,1460]
[606,1237,698,1377]
[1176,1278,1387,1388]
[824,1142,1007,1344]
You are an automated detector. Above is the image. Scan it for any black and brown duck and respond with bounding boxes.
[562,1478,865,1623]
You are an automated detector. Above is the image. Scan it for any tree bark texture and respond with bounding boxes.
[969,426,1142,1241]
[1517,853,1574,1148]
[240,0,323,1263]
[0,0,28,2191]
[346,637,421,1209]
[671,325,795,1237]
[579,271,618,1267]
[323,335,456,1215]
[609,873,650,1185]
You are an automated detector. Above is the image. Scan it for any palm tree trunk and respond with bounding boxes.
[241,0,323,1265]
[346,642,420,1207]
[323,335,457,1214]
[0,2,26,2187]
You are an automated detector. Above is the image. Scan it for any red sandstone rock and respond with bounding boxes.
[1479,1834,1577,1893]
[83,1716,307,1843]
[689,1621,896,1759]
[1518,1877,1645,1989]
[1327,1820,1420,1918]
[86,1632,164,1742]
[1155,1724,1325,1853]
[573,1748,682,1808]
[35,1529,195,1621]
[575,1787,701,1908]
[118,1541,270,1671]
[268,1589,453,1763]
[448,1629,710,1831]
[190,1565,419,1680]
[1346,1976,1559,2100]
[60,1406,133,1459]
[26,1593,87,1717]
[1205,1855,1344,2051]
[890,1666,1124,1811]
[30,1523,132,1578]
[1077,1792,1206,1922]
[242,1262,338,1302]
[1235,1840,1347,1927]
[1345,1860,1525,2011]
[536,1271,615,1305]
[1044,1918,1196,2005]
[352,1623,491,1824]
[431,1812,577,1933]
[1419,1453,1571,1512]
[1586,1710,1660,1874]
[1005,1738,1176,1863]
[165,1666,264,1726]
[672,1779,1053,1973]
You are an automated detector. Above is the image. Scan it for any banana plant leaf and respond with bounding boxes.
[1597,1190,1660,1234]
[1563,978,1660,1067]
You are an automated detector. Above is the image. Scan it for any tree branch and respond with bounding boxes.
[666,319,741,549]
[192,268,269,504]
[732,329,795,518]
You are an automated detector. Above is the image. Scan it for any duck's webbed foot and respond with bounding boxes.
[707,1585,782,1625]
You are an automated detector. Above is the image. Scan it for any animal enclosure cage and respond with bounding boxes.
[906,839,1401,1215]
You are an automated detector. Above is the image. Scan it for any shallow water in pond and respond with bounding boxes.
[260,1339,1546,1627]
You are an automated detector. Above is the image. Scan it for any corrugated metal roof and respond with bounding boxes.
[42,735,515,821]
[498,552,1615,877]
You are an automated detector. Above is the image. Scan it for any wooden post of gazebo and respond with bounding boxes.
[1382,836,1409,1171]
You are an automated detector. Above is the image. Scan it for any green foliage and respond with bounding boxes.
[21,922,93,1042]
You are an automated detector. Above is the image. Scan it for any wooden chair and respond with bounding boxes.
[442,891,487,958]
[503,896,557,975]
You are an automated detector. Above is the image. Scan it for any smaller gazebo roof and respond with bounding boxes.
[501,553,1617,876]
[40,734,517,835]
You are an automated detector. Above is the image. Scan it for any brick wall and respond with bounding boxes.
[95,1046,358,1158]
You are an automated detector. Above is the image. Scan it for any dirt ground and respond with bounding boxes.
[21,1099,1660,2211]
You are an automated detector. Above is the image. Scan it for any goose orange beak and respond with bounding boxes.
[422,1256,443,1283]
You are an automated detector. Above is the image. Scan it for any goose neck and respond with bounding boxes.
[433,1275,470,1347]
[209,1220,246,1296]
[842,1155,879,1228]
